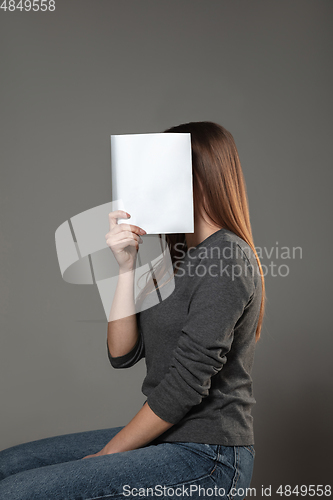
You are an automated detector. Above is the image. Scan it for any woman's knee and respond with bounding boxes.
[0,442,38,481]
[0,445,17,480]
[0,472,39,500]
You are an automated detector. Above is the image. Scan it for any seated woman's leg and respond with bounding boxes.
[0,440,254,500]
[0,426,125,480]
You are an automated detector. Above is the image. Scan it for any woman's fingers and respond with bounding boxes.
[107,230,142,246]
[108,210,130,230]
[106,230,143,246]
[113,223,146,236]
[110,237,142,252]
[108,211,146,235]
[106,211,146,267]
[106,212,146,240]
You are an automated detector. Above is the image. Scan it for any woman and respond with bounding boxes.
[0,121,265,499]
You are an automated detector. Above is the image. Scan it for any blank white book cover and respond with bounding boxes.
[110,133,194,234]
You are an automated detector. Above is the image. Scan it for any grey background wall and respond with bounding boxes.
[1,0,332,496]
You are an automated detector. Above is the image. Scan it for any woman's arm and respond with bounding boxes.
[107,268,139,358]
[82,403,173,458]
[106,210,146,358]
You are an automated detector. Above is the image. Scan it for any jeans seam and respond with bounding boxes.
[210,444,222,476]
[228,446,240,500]
[83,452,221,500]
[85,495,114,500]
[243,445,255,459]
[148,445,221,491]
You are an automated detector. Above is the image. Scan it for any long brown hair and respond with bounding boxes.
[136,121,266,342]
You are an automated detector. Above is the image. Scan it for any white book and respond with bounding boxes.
[111,132,194,234]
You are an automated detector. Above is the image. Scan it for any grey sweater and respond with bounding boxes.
[108,228,262,446]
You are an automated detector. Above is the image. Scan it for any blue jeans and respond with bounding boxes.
[0,426,255,499]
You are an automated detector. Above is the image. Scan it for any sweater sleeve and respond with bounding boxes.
[107,312,145,369]
[146,241,255,424]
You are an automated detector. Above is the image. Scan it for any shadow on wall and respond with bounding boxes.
[251,379,332,496]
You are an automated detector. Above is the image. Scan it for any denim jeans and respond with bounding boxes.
[0,426,255,499]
